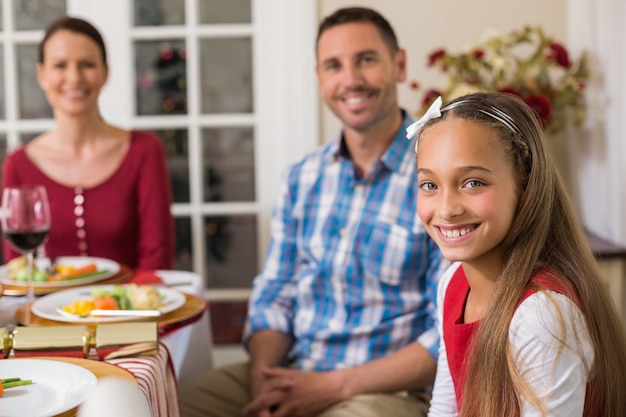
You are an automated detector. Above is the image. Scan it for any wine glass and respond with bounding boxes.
[1,185,51,302]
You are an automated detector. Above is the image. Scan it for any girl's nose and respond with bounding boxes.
[436,190,464,220]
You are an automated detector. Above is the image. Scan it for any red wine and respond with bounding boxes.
[4,230,49,252]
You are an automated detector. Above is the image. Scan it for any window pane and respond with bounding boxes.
[0,46,4,119]
[174,217,193,271]
[14,0,66,30]
[133,0,184,26]
[204,214,257,289]
[154,128,190,203]
[17,45,52,119]
[20,132,42,144]
[135,40,187,115]
[200,38,253,114]
[199,0,251,24]
[202,127,255,202]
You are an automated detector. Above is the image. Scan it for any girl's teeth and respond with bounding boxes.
[441,227,472,238]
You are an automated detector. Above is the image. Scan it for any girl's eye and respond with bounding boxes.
[464,180,484,189]
[420,182,437,191]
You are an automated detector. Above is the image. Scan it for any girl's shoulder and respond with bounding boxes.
[521,268,581,308]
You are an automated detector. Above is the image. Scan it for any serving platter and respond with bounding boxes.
[15,292,207,335]
[31,284,186,323]
[0,256,120,288]
[1,263,132,296]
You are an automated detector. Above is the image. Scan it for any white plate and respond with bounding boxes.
[0,358,98,417]
[31,284,186,323]
[0,256,120,288]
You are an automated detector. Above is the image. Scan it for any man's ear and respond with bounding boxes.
[395,48,407,83]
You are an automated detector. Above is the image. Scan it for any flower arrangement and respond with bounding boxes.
[412,26,589,135]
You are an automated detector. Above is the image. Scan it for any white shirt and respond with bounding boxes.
[428,263,595,417]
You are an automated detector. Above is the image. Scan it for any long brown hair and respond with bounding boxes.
[420,92,626,416]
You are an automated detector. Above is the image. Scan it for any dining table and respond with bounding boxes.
[0,266,216,417]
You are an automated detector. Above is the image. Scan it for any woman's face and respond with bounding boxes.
[37,29,107,117]
[416,117,520,271]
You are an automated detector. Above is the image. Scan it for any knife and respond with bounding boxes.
[88,309,162,317]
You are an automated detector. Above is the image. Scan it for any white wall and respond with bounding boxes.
[317,0,567,143]
[567,0,626,246]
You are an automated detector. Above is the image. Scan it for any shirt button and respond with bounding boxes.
[339,228,347,236]
[74,194,85,205]
[78,241,88,251]
[74,206,84,216]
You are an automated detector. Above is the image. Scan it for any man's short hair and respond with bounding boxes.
[316,7,399,54]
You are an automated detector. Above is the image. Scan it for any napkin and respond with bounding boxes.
[131,270,164,285]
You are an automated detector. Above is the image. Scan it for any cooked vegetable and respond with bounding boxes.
[92,295,119,310]
[62,300,96,317]
[127,285,163,310]
[61,285,163,316]
[1,377,34,394]
[49,263,98,281]
[7,256,106,282]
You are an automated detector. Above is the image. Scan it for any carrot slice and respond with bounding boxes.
[92,295,119,310]
[59,263,98,280]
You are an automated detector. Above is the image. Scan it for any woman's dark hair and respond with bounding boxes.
[316,7,399,54]
[38,16,107,65]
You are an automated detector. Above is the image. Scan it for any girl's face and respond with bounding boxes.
[37,30,107,117]
[416,117,520,271]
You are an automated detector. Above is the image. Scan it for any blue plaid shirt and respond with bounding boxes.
[244,111,444,372]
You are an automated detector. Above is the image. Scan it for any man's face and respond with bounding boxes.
[316,22,406,134]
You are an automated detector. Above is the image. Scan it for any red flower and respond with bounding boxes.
[498,87,523,98]
[422,89,443,108]
[471,49,484,60]
[547,42,571,69]
[524,94,552,127]
[428,49,446,67]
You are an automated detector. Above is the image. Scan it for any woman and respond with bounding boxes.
[2,16,174,270]
[408,93,626,416]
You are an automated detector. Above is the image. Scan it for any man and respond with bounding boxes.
[180,7,444,417]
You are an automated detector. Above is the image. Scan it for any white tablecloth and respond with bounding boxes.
[154,270,214,380]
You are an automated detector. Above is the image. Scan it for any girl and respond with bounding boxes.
[407,92,626,416]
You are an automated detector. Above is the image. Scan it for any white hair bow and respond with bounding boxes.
[405,96,443,151]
